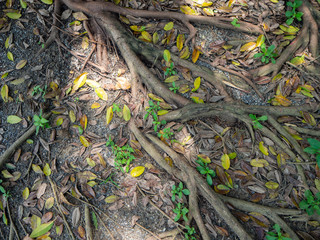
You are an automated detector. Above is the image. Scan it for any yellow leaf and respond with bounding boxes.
[69,110,76,123]
[203,8,214,15]
[180,5,199,15]
[123,104,131,121]
[80,136,90,147]
[56,117,63,126]
[71,72,87,94]
[86,157,96,167]
[250,159,269,168]
[45,197,54,209]
[192,77,201,92]
[176,34,185,51]
[272,73,282,82]
[91,102,100,109]
[119,15,130,24]
[290,55,305,66]
[163,49,171,62]
[97,153,106,168]
[191,96,204,103]
[80,114,87,130]
[198,154,211,163]
[165,75,179,83]
[274,95,292,107]
[148,93,164,102]
[192,48,201,63]
[240,42,257,52]
[43,163,51,176]
[265,181,279,190]
[105,195,119,203]
[86,80,100,89]
[32,164,43,174]
[7,115,22,124]
[7,51,14,61]
[106,106,113,124]
[95,87,108,101]
[179,46,190,59]
[157,110,168,116]
[259,141,269,156]
[221,154,230,170]
[256,35,265,47]
[141,31,152,42]
[81,35,89,49]
[87,181,97,187]
[72,12,88,21]
[1,84,9,102]
[16,59,27,69]
[153,32,159,44]
[22,187,29,200]
[228,0,235,7]
[130,166,145,177]
[164,22,174,31]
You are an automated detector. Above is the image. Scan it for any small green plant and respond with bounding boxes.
[196,159,215,186]
[169,82,179,93]
[32,85,47,99]
[165,62,177,77]
[299,189,320,216]
[112,103,121,113]
[171,182,190,202]
[249,114,268,129]
[254,43,277,64]
[266,224,292,240]
[106,137,135,173]
[172,202,189,222]
[33,110,50,135]
[158,127,174,139]
[100,172,118,187]
[303,138,320,167]
[144,100,166,132]
[285,0,303,25]
[0,179,10,225]
[185,225,196,240]
[231,18,240,27]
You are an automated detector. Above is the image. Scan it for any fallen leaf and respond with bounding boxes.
[131,166,145,177]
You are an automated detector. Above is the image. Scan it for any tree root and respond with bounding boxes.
[251,0,319,77]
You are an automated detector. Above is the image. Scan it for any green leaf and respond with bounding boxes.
[163,50,171,62]
[207,174,213,186]
[6,12,22,20]
[41,0,53,4]
[249,114,257,120]
[273,224,280,233]
[182,189,190,195]
[92,212,98,230]
[257,115,268,121]
[7,51,14,61]
[20,0,27,8]
[304,146,318,154]
[307,138,320,149]
[30,221,54,238]
[164,22,174,31]
[285,11,293,17]
[7,115,22,124]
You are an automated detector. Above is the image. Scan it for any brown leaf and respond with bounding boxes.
[249,212,270,228]
[72,207,81,227]
[41,212,53,223]
[36,183,47,199]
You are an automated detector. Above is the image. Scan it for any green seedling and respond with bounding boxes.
[171,182,190,202]
[165,62,177,77]
[249,114,268,129]
[185,225,196,240]
[112,103,121,113]
[299,189,320,216]
[254,43,277,64]
[32,85,47,99]
[196,159,215,186]
[266,224,292,240]
[172,202,189,222]
[144,100,166,132]
[100,172,118,187]
[158,127,174,139]
[285,0,303,25]
[33,110,50,135]
[0,179,10,225]
[231,18,240,27]
[303,138,320,167]
[106,137,135,173]
[169,81,179,93]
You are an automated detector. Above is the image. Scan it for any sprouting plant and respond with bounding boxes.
[33,110,50,135]
[299,189,320,216]
[32,85,47,99]
[0,179,10,225]
[112,103,121,113]
[285,0,303,25]
[185,225,196,240]
[171,182,190,202]
[106,137,135,173]
[158,127,174,139]
[144,100,166,132]
[303,138,320,167]
[0,179,10,200]
[231,18,240,27]
[165,62,177,77]
[254,43,277,64]
[249,114,268,129]
[169,82,179,93]
[266,224,292,240]
[196,159,215,186]
[172,202,189,222]
[100,172,118,187]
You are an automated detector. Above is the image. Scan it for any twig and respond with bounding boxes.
[85,205,93,240]
[135,222,161,240]
[7,200,20,240]
[93,209,115,240]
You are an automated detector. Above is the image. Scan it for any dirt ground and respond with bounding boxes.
[1,0,320,240]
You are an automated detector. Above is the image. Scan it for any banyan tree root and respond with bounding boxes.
[251,0,319,77]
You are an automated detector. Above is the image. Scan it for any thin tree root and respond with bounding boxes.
[85,205,93,240]
[7,201,20,240]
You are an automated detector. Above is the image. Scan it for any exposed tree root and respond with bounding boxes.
[251,0,319,77]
